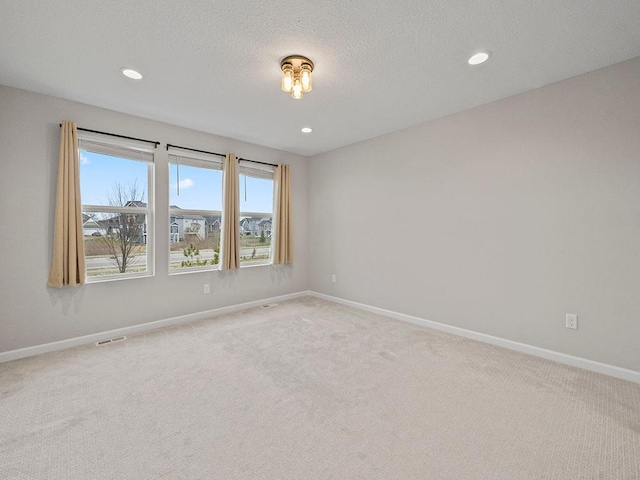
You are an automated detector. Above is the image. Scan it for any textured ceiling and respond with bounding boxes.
[1,0,639,156]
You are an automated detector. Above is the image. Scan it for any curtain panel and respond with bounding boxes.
[47,121,86,287]
[221,153,240,270]
[273,164,293,264]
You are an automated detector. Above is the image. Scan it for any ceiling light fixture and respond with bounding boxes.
[468,52,490,65]
[121,68,143,80]
[301,127,312,133]
[281,55,313,100]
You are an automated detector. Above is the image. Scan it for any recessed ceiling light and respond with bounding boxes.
[468,52,490,66]
[301,127,312,133]
[121,68,143,80]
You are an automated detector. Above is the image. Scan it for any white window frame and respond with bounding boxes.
[168,147,224,274]
[79,132,155,282]
[238,160,275,268]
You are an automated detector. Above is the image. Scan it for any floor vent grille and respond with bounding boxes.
[95,336,127,346]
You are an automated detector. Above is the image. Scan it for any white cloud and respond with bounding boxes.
[178,178,194,189]
[80,153,90,165]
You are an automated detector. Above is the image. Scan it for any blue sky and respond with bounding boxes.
[80,150,274,213]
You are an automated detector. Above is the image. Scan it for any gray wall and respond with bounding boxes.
[3,58,639,373]
[308,57,640,372]
[0,86,309,352]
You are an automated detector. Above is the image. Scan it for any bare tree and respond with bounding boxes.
[97,181,146,273]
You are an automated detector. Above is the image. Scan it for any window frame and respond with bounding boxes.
[238,161,275,268]
[78,132,155,282]
[168,148,224,275]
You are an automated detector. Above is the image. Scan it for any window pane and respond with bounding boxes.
[169,164,222,210]
[239,214,272,266]
[169,163,222,271]
[169,211,221,270]
[80,151,148,206]
[239,174,273,266]
[83,212,148,277]
[239,175,273,213]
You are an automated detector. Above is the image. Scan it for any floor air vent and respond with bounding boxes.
[261,303,279,309]
[95,336,127,346]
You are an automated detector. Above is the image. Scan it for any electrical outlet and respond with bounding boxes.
[203,283,210,294]
[566,313,578,330]
[331,274,336,283]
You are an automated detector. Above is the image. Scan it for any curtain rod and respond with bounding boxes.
[166,143,225,158]
[60,124,160,148]
[238,157,278,168]
[167,143,277,167]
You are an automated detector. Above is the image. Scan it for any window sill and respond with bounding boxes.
[85,271,154,284]
[239,262,272,269]
[169,265,221,276]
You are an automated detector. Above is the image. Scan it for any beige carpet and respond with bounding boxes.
[1,297,639,479]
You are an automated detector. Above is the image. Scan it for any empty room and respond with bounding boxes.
[1,1,639,478]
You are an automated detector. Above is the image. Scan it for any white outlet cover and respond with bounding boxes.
[566,313,578,330]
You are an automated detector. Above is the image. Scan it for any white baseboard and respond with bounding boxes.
[5,289,638,385]
[310,291,640,385]
[0,291,311,364]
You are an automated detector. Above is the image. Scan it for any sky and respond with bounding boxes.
[79,150,274,213]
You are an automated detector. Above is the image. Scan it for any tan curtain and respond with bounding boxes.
[221,153,240,270]
[273,164,293,264]
[47,121,86,287]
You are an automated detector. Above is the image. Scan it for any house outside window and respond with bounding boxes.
[78,132,155,280]
[168,148,223,272]
[238,160,274,266]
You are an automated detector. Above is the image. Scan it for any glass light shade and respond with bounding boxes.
[300,65,312,92]
[281,65,294,92]
[280,56,314,99]
[292,78,303,99]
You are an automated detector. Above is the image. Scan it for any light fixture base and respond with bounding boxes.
[280,55,314,71]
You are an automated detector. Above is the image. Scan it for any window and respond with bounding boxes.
[168,148,223,272]
[79,133,155,280]
[239,161,274,266]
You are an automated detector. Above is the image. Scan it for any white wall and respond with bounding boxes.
[0,86,309,352]
[308,57,640,372]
